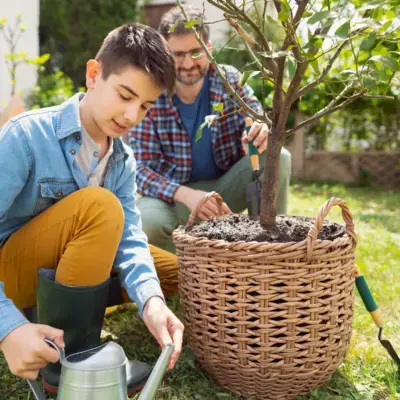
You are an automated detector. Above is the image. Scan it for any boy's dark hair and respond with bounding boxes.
[95,23,176,94]
[159,6,210,43]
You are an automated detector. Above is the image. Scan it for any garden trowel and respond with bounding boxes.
[355,265,400,372]
[245,117,261,219]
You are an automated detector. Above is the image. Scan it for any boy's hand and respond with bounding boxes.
[142,296,184,370]
[0,323,64,380]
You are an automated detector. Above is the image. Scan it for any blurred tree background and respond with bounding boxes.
[213,0,400,153]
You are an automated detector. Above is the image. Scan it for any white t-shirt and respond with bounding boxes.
[75,126,113,187]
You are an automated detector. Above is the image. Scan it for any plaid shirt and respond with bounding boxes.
[129,64,263,203]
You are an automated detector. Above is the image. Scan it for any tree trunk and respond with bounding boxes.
[260,126,283,229]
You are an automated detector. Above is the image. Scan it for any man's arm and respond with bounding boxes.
[129,116,180,204]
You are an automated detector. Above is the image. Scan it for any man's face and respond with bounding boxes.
[86,63,162,138]
[168,33,211,86]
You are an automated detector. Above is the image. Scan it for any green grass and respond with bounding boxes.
[1,182,399,399]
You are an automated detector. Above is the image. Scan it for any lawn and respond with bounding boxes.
[1,181,399,400]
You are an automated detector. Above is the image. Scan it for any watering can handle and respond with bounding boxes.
[26,339,65,400]
[44,338,66,361]
[26,379,46,400]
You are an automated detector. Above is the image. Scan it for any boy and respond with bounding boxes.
[0,23,183,395]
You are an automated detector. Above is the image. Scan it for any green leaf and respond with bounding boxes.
[355,18,382,30]
[360,32,377,51]
[358,2,383,11]
[381,20,393,32]
[278,10,290,22]
[184,19,200,29]
[239,70,260,86]
[364,76,377,92]
[340,69,357,76]
[196,123,206,141]
[212,102,224,112]
[310,60,320,75]
[304,37,323,51]
[369,55,399,72]
[335,21,350,39]
[287,58,296,79]
[308,11,336,25]
[196,115,216,141]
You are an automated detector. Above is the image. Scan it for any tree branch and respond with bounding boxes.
[220,0,275,59]
[225,15,278,76]
[293,0,309,27]
[271,58,285,136]
[363,95,394,100]
[176,0,268,124]
[285,91,366,135]
[294,39,350,101]
[206,0,234,15]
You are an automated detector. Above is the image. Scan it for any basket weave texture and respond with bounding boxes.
[173,194,357,400]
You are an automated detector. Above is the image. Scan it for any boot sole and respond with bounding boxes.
[43,380,145,396]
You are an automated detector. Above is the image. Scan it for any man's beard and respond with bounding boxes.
[177,65,207,85]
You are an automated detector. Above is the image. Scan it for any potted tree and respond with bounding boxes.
[173,1,399,399]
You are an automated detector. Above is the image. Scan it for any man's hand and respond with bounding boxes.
[242,121,269,154]
[173,186,231,220]
[0,323,64,380]
[142,297,184,370]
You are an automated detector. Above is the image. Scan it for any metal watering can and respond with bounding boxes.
[27,339,174,400]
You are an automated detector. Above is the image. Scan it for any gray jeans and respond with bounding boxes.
[138,148,291,253]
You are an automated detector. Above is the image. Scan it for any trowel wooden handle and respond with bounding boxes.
[245,117,259,170]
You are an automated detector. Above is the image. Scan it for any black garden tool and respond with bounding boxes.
[355,264,400,371]
[245,117,262,219]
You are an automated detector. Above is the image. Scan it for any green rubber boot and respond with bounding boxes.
[36,269,152,395]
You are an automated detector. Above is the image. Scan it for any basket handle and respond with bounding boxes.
[186,191,224,228]
[306,197,357,261]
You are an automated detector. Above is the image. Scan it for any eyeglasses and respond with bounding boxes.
[172,49,205,63]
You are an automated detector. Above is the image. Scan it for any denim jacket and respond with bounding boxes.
[0,93,163,342]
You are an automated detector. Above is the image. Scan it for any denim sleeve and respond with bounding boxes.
[113,155,164,317]
[0,120,32,223]
[0,283,29,342]
[0,121,31,341]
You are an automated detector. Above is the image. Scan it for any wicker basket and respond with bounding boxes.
[173,193,357,400]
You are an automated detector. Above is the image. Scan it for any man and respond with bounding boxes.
[129,6,291,253]
[0,23,183,395]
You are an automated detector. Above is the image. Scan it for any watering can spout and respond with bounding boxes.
[138,344,175,400]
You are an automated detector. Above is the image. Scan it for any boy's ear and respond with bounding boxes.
[86,59,101,89]
[207,41,212,52]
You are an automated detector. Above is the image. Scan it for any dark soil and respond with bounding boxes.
[185,214,345,243]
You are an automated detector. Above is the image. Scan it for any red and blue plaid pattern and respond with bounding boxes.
[129,64,263,203]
